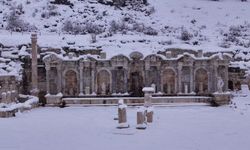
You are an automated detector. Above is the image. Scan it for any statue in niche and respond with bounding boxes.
[151,83,156,93]
[217,76,224,93]
[101,82,106,95]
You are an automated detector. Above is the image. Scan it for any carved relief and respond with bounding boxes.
[162,69,176,94]
[64,70,78,96]
[97,69,111,95]
[195,68,208,94]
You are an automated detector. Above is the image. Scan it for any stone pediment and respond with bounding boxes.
[178,53,195,64]
[111,55,129,67]
[43,53,62,64]
[144,54,163,62]
[129,51,143,60]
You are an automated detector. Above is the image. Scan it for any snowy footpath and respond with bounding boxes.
[0,96,250,150]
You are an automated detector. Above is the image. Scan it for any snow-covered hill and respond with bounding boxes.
[0,0,250,57]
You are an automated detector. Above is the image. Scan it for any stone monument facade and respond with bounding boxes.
[42,49,231,104]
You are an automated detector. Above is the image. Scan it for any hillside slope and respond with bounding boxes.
[0,0,250,58]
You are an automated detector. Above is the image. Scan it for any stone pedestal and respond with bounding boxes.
[212,92,231,106]
[30,88,39,97]
[1,92,7,103]
[142,87,154,107]
[0,110,16,118]
[117,103,129,129]
[85,87,90,95]
[136,107,146,129]
[45,93,63,105]
[239,84,249,97]
[146,107,154,123]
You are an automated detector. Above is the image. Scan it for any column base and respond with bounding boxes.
[212,92,231,106]
[45,93,63,105]
[30,88,39,97]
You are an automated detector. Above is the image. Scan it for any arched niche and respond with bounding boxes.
[49,67,58,94]
[195,68,208,94]
[181,66,191,93]
[129,71,144,97]
[162,68,176,94]
[64,70,78,96]
[97,69,111,95]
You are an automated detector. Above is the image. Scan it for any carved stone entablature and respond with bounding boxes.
[129,51,143,60]
[111,55,129,68]
[144,54,162,70]
[43,53,62,64]
[178,54,194,66]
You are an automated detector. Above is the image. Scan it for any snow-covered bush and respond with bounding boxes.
[132,22,145,32]
[41,5,60,19]
[62,20,74,33]
[6,10,37,32]
[146,6,155,16]
[50,0,74,7]
[221,24,250,48]
[62,21,104,34]
[85,22,104,34]
[180,29,193,41]
[109,20,129,34]
[143,26,158,36]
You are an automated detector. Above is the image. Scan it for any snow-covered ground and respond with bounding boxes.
[0,95,250,150]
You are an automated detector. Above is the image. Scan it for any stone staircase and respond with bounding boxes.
[62,96,212,106]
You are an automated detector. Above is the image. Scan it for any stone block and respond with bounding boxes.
[0,110,16,118]
[45,94,63,105]
[136,107,146,129]
[212,92,231,106]
[117,104,129,129]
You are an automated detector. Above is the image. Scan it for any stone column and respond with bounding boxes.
[79,64,84,96]
[225,66,229,92]
[190,66,194,93]
[177,63,182,94]
[45,65,50,94]
[214,63,218,92]
[124,69,128,94]
[31,33,39,96]
[57,65,62,94]
[91,69,95,94]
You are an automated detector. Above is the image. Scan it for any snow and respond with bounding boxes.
[0,95,38,112]
[142,87,155,92]
[0,94,250,150]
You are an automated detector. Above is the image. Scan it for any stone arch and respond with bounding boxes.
[63,70,78,96]
[217,65,227,91]
[195,68,208,94]
[162,68,176,94]
[49,67,58,95]
[96,69,112,95]
[181,66,191,93]
[129,71,144,97]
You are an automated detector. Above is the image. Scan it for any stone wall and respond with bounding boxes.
[0,75,17,103]
[42,50,232,100]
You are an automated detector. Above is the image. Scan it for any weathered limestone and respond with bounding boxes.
[1,92,7,103]
[142,87,154,107]
[31,33,39,96]
[0,110,16,118]
[117,99,129,129]
[45,93,63,105]
[136,107,146,129]
[212,92,231,106]
[146,106,154,123]
[41,49,232,106]
[100,52,106,59]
